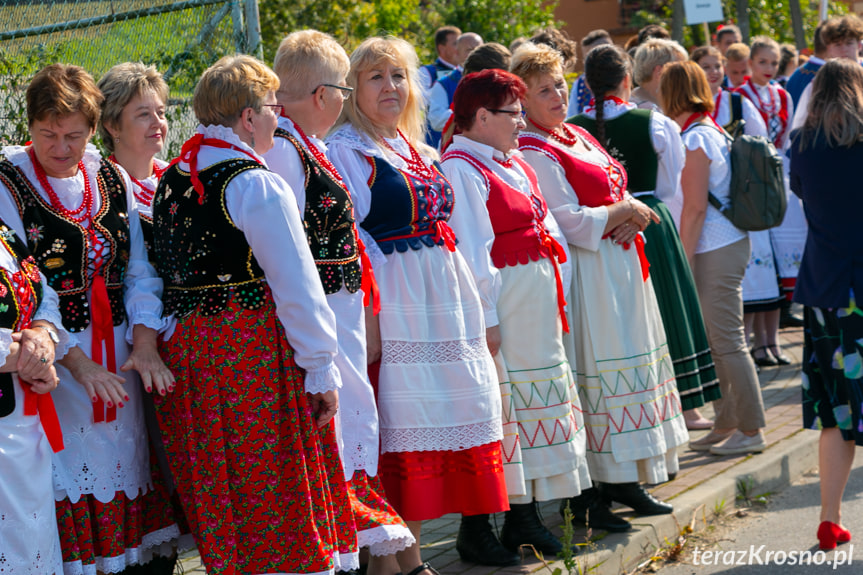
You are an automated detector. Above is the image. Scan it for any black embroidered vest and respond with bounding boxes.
[0,221,44,417]
[275,128,361,295]
[0,158,130,332]
[153,158,268,318]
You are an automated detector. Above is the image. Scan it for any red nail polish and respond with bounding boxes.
[107,402,113,408]
[160,389,166,396]
[118,402,124,408]
[124,395,129,401]
[146,387,152,393]
[92,396,98,402]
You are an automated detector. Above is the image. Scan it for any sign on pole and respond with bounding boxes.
[683,0,724,25]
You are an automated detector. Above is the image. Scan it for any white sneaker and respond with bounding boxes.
[689,429,735,451]
[709,430,767,455]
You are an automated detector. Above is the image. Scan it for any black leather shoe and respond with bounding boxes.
[599,482,673,516]
[456,514,520,566]
[560,488,632,533]
[501,502,563,556]
[780,307,804,328]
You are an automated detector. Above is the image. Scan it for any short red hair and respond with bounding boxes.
[452,69,526,131]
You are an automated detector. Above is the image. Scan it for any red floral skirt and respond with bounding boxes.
[155,296,357,575]
[56,484,179,573]
[348,470,414,555]
[379,441,509,522]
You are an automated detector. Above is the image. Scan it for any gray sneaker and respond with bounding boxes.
[709,430,766,455]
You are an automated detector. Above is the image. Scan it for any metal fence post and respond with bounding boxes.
[231,0,246,52]
[244,0,262,59]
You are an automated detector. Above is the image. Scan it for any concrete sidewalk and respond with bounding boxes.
[179,326,814,575]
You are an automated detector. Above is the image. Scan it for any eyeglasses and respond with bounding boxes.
[486,107,524,117]
[262,104,284,116]
[312,83,354,101]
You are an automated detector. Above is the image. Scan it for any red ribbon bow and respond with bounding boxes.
[356,236,381,316]
[431,221,457,252]
[540,234,570,333]
[90,274,118,423]
[22,382,64,452]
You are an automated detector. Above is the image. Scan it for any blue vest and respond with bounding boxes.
[360,156,455,254]
[786,60,822,106]
[439,69,462,104]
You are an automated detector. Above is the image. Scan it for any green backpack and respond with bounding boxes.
[703,95,787,232]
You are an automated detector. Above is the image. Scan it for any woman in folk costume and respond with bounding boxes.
[735,36,805,366]
[0,216,70,574]
[0,64,181,574]
[150,55,356,575]
[327,36,507,575]
[441,69,589,566]
[512,42,688,533]
[569,44,719,432]
[97,62,196,571]
[262,30,414,573]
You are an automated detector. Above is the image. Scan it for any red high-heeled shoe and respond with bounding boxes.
[817,521,852,550]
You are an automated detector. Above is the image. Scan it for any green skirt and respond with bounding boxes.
[640,195,720,410]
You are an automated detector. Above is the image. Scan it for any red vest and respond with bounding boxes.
[518,127,649,281]
[442,148,569,331]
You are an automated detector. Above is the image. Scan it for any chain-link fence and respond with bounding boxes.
[0,0,262,156]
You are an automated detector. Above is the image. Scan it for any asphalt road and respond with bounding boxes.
[658,449,863,574]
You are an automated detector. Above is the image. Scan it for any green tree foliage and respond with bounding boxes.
[631,0,847,49]
[258,0,559,64]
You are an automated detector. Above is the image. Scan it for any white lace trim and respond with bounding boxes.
[52,424,153,504]
[381,419,502,453]
[61,524,184,575]
[340,409,378,478]
[0,327,13,364]
[0,507,62,574]
[304,361,342,394]
[381,337,488,365]
[196,124,267,165]
[334,550,360,572]
[326,124,434,174]
[359,524,416,557]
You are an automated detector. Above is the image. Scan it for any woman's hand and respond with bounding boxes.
[486,325,502,357]
[629,199,661,230]
[25,365,59,394]
[609,220,641,245]
[308,389,339,428]
[12,326,55,385]
[121,326,174,396]
[59,346,127,408]
[365,306,382,365]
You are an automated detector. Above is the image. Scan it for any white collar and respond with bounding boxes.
[277,116,328,153]
[197,124,267,166]
[449,135,519,164]
[582,97,637,120]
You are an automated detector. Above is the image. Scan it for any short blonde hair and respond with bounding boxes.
[633,38,687,85]
[193,55,279,127]
[660,60,714,119]
[27,64,103,129]
[98,62,169,154]
[725,42,750,63]
[335,36,435,158]
[273,29,350,101]
[509,42,564,86]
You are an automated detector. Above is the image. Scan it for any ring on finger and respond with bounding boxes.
[40,357,48,364]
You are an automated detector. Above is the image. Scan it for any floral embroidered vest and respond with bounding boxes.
[0,158,129,332]
[360,156,455,254]
[0,222,43,417]
[153,158,268,318]
[275,128,361,295]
